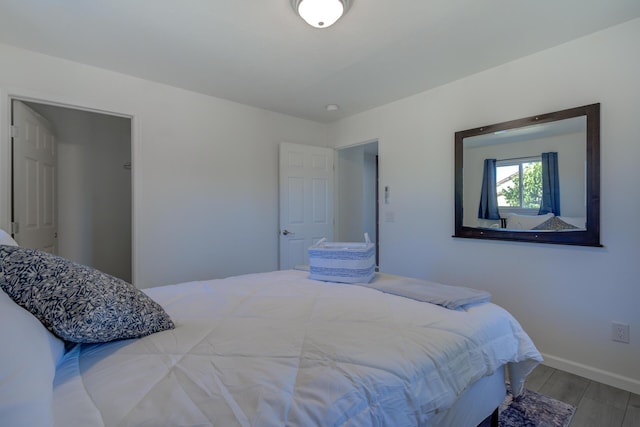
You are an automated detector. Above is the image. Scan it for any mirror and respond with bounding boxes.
[454,103,601,246]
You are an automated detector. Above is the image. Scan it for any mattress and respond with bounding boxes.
[53,270,541,426]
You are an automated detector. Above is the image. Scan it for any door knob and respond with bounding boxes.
[282,229,295,236]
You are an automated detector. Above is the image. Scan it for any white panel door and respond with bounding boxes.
[12,101,58,253]
[279,142,333,269]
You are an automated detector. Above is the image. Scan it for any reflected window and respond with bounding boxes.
[496,157,541,210]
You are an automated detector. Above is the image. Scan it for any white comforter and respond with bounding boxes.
[53,270,541,427]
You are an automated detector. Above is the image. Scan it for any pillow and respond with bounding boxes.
[557,216,586,229]
[504,212,554,230]
[532,216,579,231]
[0,229,18,246]
[0,289,65,427]
[0,246,175,343]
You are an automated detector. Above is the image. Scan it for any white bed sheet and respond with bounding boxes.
[53,270,541,427]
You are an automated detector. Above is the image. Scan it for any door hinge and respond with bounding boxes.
[11,125,18,138]
[10,222,19,234]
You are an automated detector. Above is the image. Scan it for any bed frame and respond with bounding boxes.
[478,409,500,427]
[432,366,505,427]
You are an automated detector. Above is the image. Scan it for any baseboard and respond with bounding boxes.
[541,353,640,395]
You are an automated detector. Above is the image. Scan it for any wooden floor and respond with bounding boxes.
[524,365,640,426]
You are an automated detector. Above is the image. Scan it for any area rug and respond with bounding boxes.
[499,386,576,427]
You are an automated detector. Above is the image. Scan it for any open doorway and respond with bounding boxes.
[10,99,132,282]
[335,141,379,267]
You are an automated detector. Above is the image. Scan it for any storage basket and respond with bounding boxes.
[308,233,375,283]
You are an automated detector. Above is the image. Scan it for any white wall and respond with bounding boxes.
[363,151,377,247]
[329,19,640,393]
[26,103,133,282]
[335,143,377,247]
[336,146,364,241]
[88,112,132,281]
[0,42,329,287]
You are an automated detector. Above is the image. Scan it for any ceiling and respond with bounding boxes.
[0,0,639,123]
[466,116,586,148]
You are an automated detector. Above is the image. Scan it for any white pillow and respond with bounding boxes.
[0,229,18,247]
[0,290,65,427]
[504,212,554,230]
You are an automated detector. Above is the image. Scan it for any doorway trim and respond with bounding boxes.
[0,89,140,284]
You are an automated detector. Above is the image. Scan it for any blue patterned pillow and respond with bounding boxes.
[0,245,174,343]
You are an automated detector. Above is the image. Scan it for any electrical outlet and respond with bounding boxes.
[612,322,630,343]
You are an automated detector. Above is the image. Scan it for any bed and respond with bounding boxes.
[0,238,542,427]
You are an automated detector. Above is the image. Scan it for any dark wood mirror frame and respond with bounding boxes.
[454,103,601,247]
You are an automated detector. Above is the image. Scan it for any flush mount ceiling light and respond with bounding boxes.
[291,0,352,29]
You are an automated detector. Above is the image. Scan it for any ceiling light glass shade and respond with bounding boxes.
[292,0,351,29]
